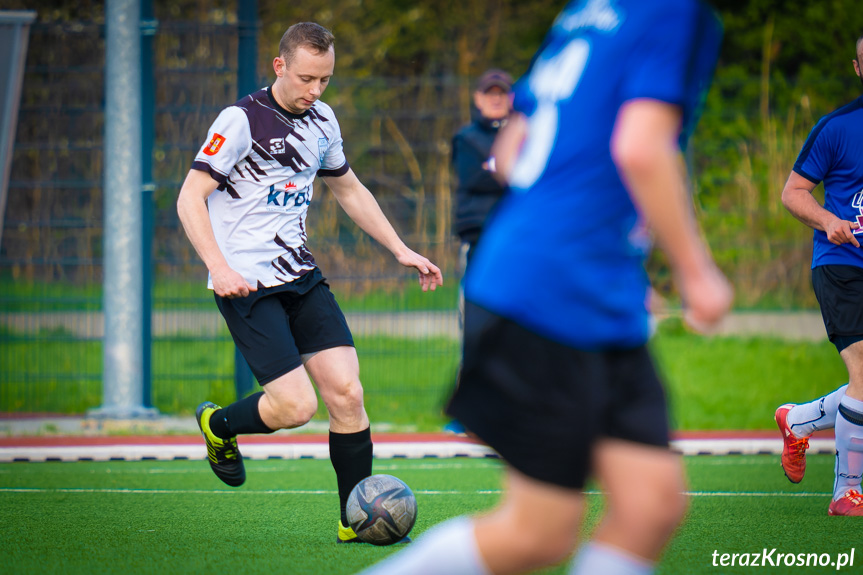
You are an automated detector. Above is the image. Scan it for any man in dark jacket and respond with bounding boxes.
[446,69,512,435]
[452,68,513,257]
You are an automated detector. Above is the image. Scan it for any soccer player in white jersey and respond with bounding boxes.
[176,22,442,543]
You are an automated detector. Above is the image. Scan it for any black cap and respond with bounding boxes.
[476,69,513,93]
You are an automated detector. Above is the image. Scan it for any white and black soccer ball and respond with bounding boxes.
[346,474,418,545]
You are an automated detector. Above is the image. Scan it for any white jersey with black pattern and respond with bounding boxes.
[191,87,349,289]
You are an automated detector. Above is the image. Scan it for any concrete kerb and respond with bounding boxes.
[0,416,837,462]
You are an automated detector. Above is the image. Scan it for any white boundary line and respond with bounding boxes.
[0,438,836,463]
[0,486,832,498]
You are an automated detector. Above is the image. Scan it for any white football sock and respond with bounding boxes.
[358,517,490,575]
[787,384,848,437]
[833,394,863,500]
[569,541,653,575]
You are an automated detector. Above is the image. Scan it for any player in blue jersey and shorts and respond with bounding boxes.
[176,22,443,542]
[774,34,863,517]
[359,1,732,574]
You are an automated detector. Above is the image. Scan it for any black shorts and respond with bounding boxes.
[447,302,670,489]
[812,265,863,353]
[214,268,354,385]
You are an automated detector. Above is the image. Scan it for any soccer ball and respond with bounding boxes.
[346,474,418,545]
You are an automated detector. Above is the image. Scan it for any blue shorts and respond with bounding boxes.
[448,302,670,489]
[214,268,354,385]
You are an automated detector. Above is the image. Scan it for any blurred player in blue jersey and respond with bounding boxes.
[176,22,442,542]
[774,34,863,516]
[359,1,731,574]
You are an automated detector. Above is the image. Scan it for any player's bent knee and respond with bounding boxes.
[268,393,318,429]
[344,379,365,408]
[614,487,686,535]
[294,397,320,426]
[503,518,577,567]
[646,489,687,534]
[513,531,575,568]
[653,476,687,516]
[665,490,689,528]
[537,535,577,566]
[329,378,365,410]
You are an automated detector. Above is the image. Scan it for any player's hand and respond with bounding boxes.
[211,265,257,299]
[396,249,443,292]
[678,261,733,334]
[825,218,860,247]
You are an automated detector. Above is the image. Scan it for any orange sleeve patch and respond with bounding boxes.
[203,133,225,156]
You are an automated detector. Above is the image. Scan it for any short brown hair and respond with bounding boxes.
[279,22,335,66]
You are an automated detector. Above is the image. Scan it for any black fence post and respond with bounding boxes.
[141,0,157,408]
[234,0,259,400]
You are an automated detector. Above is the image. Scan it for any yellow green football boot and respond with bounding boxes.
[196,401,245,487]
[336,521,413,544]
[337,521,360,543]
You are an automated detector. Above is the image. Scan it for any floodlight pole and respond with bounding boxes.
[0,11,36,253]
[91,0,157,419]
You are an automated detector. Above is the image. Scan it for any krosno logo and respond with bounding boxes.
[556,0,621,33]
[852,189,863,234]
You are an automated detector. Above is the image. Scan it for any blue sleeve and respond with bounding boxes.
[620,10,689,106]
[793,120,833,185]
[621,1,722,149]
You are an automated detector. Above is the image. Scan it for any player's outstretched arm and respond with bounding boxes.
[611,99,732,333]
[781,171,860,247]
[177,169,257,298]
[323,169,443,291]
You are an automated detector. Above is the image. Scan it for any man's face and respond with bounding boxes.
[473,86,512,121]
[273,45,335,114]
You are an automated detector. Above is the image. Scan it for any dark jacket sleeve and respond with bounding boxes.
[451,123,507,243]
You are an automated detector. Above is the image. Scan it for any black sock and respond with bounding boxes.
[330,427,373,525]
[209,392,274,439]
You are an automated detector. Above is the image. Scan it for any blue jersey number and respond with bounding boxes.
[510,39,590,190]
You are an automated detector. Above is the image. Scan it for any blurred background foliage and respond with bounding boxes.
[2,0,863,309]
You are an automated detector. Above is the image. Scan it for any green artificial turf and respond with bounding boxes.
[1,455,857,574]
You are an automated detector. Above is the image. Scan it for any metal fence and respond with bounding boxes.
[0,11,846,420]
[0,15,464,420]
